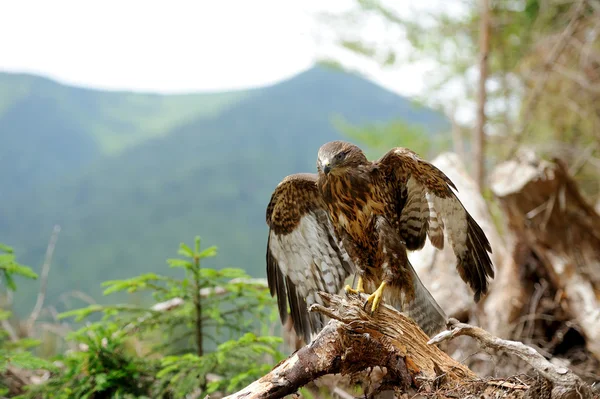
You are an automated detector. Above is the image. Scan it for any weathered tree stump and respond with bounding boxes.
[490,152,600,360]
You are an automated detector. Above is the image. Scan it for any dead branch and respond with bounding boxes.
[148,278,268,313]
[198,278,267,298]
[223,291,474,399]
[430,318,592,398]
[1,318,19,342]
[122,278,269,335]
[27,225,61,332]
[222,292,597,399]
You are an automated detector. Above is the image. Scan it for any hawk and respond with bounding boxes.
[266,141,494,342]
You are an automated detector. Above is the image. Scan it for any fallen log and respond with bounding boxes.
[222,292,593,399]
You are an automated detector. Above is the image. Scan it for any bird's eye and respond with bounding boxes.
[335,152,346,161]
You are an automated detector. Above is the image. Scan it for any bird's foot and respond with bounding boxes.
[344,285,360,294]
[344,277,364,295]
[363,281,387,314]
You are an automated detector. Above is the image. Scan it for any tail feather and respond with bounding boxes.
[405,263,447,336]
[379,262,448,337]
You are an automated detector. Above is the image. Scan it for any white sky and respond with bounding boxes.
[0,0,474,120]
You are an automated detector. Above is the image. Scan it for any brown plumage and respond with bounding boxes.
[266,141,494,342]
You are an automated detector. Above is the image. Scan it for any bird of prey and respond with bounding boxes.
[266,141,494,342]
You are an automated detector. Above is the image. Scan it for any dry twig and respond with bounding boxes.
[27,225,61,332]
[429,318,592,398]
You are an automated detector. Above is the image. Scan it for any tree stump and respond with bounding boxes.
[490,152,600,360]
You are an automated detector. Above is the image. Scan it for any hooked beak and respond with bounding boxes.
[323,163,331,175]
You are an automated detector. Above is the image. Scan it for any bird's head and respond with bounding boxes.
[317,141,368,177]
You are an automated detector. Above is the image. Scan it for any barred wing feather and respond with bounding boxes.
[266,173,355,342]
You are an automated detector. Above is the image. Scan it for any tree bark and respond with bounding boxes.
[473,0,491,190]
[224,292,473,399]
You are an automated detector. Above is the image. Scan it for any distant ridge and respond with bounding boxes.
[0,69,252,95]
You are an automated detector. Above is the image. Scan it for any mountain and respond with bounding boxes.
[0,72,249,199]
[0,66,450,312]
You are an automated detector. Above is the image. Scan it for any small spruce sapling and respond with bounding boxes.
[26,236,282,397]
[0,243,56,397]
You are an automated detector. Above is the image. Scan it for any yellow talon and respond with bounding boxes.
[364,281,387,314]
[344,277,365,294]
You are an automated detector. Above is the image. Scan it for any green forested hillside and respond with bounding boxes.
[0,66,449,312]
[0,73,248,197]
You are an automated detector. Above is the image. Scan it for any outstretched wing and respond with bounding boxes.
[377,148,494,302]
[266,173,355,342]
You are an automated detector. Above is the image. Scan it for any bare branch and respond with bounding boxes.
[429,319,592,398]
[225,290,597,398]
[552,64,600,94]
[1,319,19,342]
[27,225,61,333]
[224,292,475,399]
[569,142,598,175]
[148,278,268,313]
[198,278,267,297]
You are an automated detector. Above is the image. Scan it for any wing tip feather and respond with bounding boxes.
[460,214,495,302]
[266,242,289,323]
